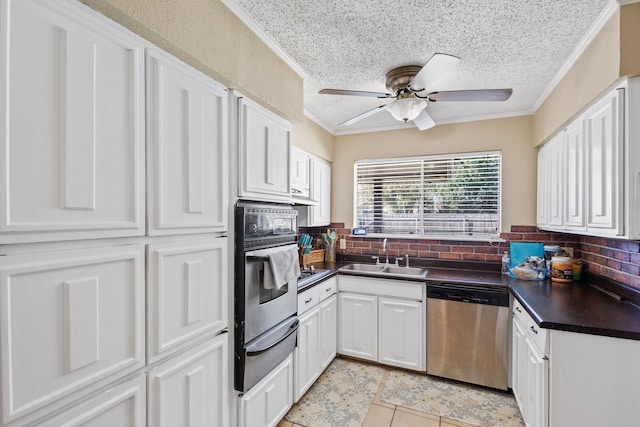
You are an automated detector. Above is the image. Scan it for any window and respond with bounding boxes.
[354,151,501,238]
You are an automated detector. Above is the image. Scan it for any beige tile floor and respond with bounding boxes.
[277,371,479,427]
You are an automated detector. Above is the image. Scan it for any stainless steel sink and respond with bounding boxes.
[338,263,428,279]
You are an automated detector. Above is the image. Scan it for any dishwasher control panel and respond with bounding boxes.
[427,284,509,307]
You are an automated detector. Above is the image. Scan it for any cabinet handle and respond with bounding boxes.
[530,325,538,334]
[515,306,522,313]
[325,288,331,292]
[305,298,313,304]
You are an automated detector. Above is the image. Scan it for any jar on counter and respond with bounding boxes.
[572,259,583,281]
[551,256,573,283]
[501,251,510,275]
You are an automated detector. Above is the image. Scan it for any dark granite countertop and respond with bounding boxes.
[301,257,640,341]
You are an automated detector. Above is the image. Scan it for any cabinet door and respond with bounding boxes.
[564,120,586,230]
[238,354,293,427]
[525,338,548,427]
[536,144,550,227]
[238,97,291,203]
[291,147,310,197]
[0,245,145,425]
[511,317,527,414]
[310,158,332,226]
[378,298,423,371]
[338,293,377,361]
[0,0,145,244]
[319,294,337,371]
[548,133,564,228]
[294,307,321,402]
[147,238,228,364]
[146,48,228,235]
[147,334,228,427]
[585,88,624,236]
[39,375,146,427]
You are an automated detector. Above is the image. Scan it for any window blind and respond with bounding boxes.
[354,152,501,237]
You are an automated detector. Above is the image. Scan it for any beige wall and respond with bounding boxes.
[332,116,535,232]
[81,0,304,123]
[291,116,334,162]
[620,3,640,77]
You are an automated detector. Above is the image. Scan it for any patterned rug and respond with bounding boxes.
[285,358,385,427]
[380,369,525,427]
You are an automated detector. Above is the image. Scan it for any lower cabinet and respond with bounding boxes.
[238,354,294,427]
[337,276,425,371]
[294,277,337,401]
[147,334,228,427]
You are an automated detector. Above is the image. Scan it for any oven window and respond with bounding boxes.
[260,284,288,304]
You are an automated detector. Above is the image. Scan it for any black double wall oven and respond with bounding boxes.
[234,201,299,392]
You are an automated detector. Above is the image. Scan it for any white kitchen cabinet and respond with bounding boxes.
[511,299,548,427]
[0,244,145,426]
[378,298,423,371]
[146,47,228,235]
[338,275,425,370]
[238,354,294,427]
[0,0,145,244]
[291,147,311,198]
[38,374,146,427]
[338,292,378,362]
[147,333,228,427]
[147,238,228,364]
[585,88,624,236]
[238,96,291,203]
[310,157,332,226]
[537,79,640,239]
[294,277,337,401]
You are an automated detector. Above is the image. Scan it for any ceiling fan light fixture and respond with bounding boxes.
[386,97,427,123]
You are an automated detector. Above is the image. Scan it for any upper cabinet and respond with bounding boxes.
[0,0,146,244]
[537,79,640,239]
[237,96,291,203]
[146,48,228,235]
[291,147,311,199]
[293,148,332,227]
[310,157,332,226]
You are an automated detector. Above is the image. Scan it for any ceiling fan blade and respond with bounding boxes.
[427,89,513,102]
[413,110,436,131]
[339,105,388,126]
[409,53,461,92]
[319,88,393,98]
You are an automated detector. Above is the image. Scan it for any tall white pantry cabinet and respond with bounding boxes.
[1,1,229,426]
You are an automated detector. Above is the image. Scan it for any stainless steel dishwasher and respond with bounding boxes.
[427,283,509,390]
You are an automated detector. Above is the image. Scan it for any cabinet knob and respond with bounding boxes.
[530,325,538,334]
[305,298,313,304]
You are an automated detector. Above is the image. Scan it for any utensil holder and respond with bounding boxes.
[325,243,336,262]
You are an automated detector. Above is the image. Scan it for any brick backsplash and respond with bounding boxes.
[300,223,640,291]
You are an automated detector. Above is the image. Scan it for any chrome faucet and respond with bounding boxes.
[383,238,389,264]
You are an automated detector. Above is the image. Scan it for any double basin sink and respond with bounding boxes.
[338,263,428,279]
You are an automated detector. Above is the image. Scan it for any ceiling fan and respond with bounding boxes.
[319,53,512,131]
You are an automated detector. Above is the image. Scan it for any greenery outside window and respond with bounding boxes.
[354,151,501,238]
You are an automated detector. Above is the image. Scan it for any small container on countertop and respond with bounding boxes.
[551,256,573,283]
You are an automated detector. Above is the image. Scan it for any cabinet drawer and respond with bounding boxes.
[148,333,228,427]
[317,276,337,302]
[338,275,423,300]
[147,238,228,363]
[298,286,320,315]
[38,374,146,427]
[0,244,145,425]
[513,299,548,354]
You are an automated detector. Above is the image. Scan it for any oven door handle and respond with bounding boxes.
[246,319,299,357]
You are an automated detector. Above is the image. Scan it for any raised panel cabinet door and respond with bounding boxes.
[548,133,564,228]
[238,354,294,427]
[378,298,423,371]
[536,144,551,227]
[0,244,145,425]
[0,0,145,244]
[319,294,337,371]
[290,147,310,196]
[310,158,331,226]
[294,307,321,402]
[511,316,528,422]
[338,293,378,362]
[525,338,548,427]
[586,88,624,236]
[146,48,228,235]
[147,334,228,427]
[238,97,291,202]
[563,119,586,230]
[147,238,228,364]
[38,374,146,427]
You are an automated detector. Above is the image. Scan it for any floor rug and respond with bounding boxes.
[285,358,385,427]
[380,369,525,427]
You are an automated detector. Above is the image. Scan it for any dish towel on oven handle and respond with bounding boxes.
[263,247,301,290]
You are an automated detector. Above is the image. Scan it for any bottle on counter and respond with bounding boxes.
[501,251,510,275]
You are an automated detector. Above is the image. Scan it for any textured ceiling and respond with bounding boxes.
[228,0,612,134]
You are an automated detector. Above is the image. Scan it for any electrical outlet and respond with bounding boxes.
[339,238,346,249]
